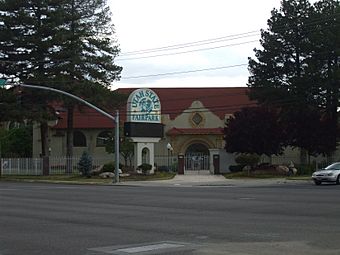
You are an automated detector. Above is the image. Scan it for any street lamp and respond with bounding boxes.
[166,142,173,171]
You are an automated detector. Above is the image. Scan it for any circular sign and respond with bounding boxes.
[127,88,161,123]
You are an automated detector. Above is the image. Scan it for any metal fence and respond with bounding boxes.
[1,156,114,176]
[1,158,43,176]
[184,154,209,171]
[49,156,112,175]
[154,155,178,172]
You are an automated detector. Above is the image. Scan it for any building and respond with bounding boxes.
[32,87,338,174]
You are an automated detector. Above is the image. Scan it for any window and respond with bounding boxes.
[73,131,86,147]
[96,131,112,147]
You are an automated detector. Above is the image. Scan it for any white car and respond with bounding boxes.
[312,162,340,185]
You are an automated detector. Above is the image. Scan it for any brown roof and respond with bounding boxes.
[53,87,254,129]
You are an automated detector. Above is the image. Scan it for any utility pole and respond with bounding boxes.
[0,80,120,183]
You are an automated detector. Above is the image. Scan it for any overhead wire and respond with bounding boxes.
[120,30,260,56]
[117,11,340,59]
[1,12,339,81]
[121,64,248,80]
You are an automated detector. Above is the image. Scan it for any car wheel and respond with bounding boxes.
[314,180,322,185]
[336,175,340,185]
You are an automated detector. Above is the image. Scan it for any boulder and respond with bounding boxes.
[276,165,289,174]
[99,172,115,178]
[90,165,103,175]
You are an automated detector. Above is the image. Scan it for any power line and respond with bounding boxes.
[117,40,258,61]
[117,12,340,59]
[121,64,248,80]
[119,31,260,56]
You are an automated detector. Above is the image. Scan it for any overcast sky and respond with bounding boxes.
[108,0,310,89]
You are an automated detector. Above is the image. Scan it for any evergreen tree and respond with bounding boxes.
[307,0,340,149]
[0,0,68,156]
[51,0,123,172]
[78,150,92,177]
[248,0,339,157]
[0,0,123,162]
[248,0,313,105]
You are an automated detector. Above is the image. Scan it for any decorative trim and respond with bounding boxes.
[189,112,205,128]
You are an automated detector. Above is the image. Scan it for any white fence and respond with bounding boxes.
[1,158,43,176]
[1,156,114,176]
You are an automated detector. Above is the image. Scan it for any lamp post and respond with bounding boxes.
[166,142,172,171]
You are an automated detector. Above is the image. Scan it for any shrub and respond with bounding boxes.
[102,162,123,173]
[295,164,315,176]
[229,165,244,172]
[78,151,92,177]
[235,154,260,167]
[137,163,152,174]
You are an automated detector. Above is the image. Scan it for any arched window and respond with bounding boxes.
[96,131,112,147]
[73,131,87,147]
[142,147,150,164]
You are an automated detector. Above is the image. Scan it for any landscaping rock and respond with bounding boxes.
[90,165,103,175]
[99,172,115,178]
[276,165,289,174]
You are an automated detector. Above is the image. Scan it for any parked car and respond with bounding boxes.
[312,162,340,185]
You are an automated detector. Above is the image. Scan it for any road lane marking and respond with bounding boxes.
[88,241,195,254]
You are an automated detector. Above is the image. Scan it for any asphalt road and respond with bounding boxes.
[0,181,340,255]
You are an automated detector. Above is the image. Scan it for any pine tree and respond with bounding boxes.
[0,0,123,161]
[247,0,340,157]
[78,150,92,177]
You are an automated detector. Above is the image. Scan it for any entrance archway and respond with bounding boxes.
[185,143,210,171]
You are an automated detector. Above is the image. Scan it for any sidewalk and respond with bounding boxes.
[118,174,311,187]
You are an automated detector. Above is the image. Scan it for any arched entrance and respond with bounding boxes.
[185,143,210,171]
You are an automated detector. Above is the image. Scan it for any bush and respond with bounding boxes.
[78,151,92,177]
[235,154,260,167]
[295,164,315,176]
[102,162,123,173]
[229,165,244,172]
[137,163,152,174]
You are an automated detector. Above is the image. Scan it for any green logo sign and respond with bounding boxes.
[127,89,161,123]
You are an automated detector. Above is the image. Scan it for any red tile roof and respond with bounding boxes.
[53,87,254,129]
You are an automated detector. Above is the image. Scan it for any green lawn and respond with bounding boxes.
[223,171,311,180]
[0,172,176,184]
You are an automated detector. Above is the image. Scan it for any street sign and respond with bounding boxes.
[0,79,6,86]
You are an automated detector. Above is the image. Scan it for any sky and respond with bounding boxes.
[108,0,306,89]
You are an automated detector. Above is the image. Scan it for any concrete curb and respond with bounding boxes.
[0,175,312,187]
